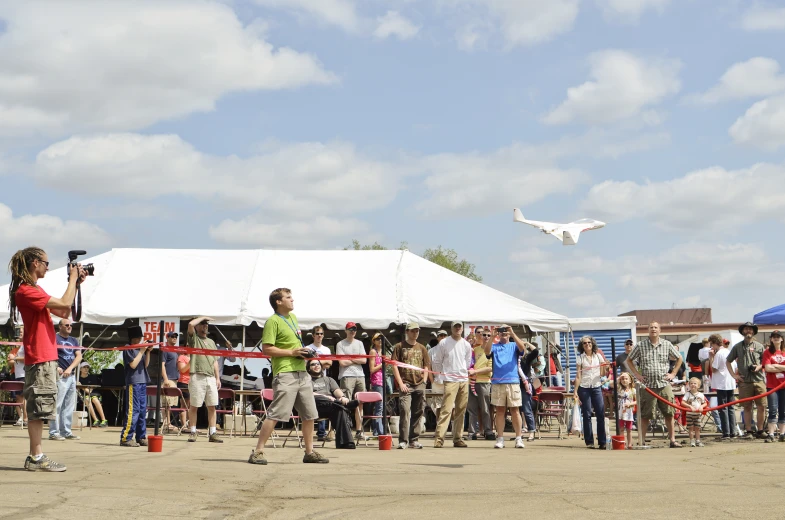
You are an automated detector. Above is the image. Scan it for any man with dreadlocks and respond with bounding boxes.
[8,246,86,472]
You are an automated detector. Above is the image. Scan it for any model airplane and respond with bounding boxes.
[513,208,605,245]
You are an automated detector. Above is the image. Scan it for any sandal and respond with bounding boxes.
[669,440,683,448]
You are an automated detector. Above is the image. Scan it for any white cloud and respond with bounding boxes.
[445,0,580,48]
[416,146,588,218]
[729,95,785,150]
[0,203,111,267]
[209,215,371,247]
[544,50,681,125]
[0,0,336,136]
[691,57,785,104]
[596,0,671,23]
[253,0,361,32]
[34,133,402,217]
[506,241,785,321]
[581,162,785,229]
[741,4,785,31]
[374,11,420,40]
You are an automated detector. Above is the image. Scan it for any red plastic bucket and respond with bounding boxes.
[147,435,164,453]
[378,434,393,450]
[611,435,626,450]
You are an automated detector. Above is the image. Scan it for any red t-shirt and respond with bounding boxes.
[762,349,785,389]
[177,355,191,384]
[15,284,57,365]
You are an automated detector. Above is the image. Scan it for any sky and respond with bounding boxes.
[1,0,784,324]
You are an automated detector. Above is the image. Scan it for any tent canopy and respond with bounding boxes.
[1,248,569,331]
[754,304,785,325]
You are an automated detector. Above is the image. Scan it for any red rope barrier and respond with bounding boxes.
[643,379,785,413]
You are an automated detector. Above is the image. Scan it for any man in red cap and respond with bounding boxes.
[336,321,367,441]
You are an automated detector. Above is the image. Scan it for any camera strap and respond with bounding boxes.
[71,284,83,322]
[276,314,304,347]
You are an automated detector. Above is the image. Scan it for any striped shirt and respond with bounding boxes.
[628,337,680,389]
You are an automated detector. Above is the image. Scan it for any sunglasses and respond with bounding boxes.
[346,328,357,332]
[37,257,49,267]
[482,334,492,337]
[308,362,321,367]
[581,341,592,345]
[313,332,324,336]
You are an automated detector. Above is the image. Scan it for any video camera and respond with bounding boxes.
[68,250,95,278]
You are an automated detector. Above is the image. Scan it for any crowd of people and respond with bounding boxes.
[5,245,785,472]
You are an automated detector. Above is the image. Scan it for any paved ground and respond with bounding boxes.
[0,425,781,519]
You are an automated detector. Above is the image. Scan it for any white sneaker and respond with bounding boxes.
[515,437,525,449]
[14,418,23,427]
[397,442,408,450]
[494,438,505,449]
[690,441,696,447]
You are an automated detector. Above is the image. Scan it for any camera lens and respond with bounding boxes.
[84,263,95,276]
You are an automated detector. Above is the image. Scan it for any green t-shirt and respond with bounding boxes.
[262,313,305,376]
[187,333,217,376]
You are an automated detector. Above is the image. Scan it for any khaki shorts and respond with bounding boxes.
[23,361,58,421]
[163,379,179,406]
[738,381,767,408]
[339,376,366,399]
[491,383,522,408]
[640,385,675,419]
[189,373,218,408]
[267,371,318,421]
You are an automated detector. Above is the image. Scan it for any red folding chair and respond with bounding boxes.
[536,391,567,439]
[355,391,386,447]
[259,388,301,448]
[216,388,236,437]
[0,381,24,429]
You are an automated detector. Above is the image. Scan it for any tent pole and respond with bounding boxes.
[565,327,572,393]
[241,326,246,434]
[154,320,164,437]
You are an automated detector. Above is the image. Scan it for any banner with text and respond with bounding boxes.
[140,317,180,344]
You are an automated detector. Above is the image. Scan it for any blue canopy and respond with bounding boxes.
[754,304,785,325]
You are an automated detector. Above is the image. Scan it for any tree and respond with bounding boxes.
[423,246,482,282]
[346,240,482,282]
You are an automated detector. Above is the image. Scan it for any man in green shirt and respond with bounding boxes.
[727,322,767,438]
[249,288,327,465]
[186,316,223,444]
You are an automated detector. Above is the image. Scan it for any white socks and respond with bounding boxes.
[209,426,216,435]
[191,426,197,433]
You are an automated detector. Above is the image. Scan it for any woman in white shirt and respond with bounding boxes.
[709,334,737,440]
[573,335,607,449]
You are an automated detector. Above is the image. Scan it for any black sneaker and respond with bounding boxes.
[765,434,776,443]
[208,433,223,443]
[485,432,496,440]
[303,451,329,464]
[24,454,67,472]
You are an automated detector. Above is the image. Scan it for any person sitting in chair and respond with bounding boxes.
[307,360,359,449]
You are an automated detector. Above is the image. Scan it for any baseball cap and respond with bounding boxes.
[451,321,463,329]
[167,331,178,338]
[345,321,357,330]
[79,362,90,369]
[772,330,782,337]
[436,330,448,336]
[624,339,633,345]
[372,332,383,341]
[406,322,420,330]
[128,325,143,340]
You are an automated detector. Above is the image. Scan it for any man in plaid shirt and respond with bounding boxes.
[626,322,684,448]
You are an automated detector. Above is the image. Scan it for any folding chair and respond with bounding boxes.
[536,391,567,439]
[0,381,24,428]
[216,388,236,437]
[146,386,190,436]
[258,389,302,448]
[355,391,384,447]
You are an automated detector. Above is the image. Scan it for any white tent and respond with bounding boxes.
[675,330,744,356]
[1,248,569,331]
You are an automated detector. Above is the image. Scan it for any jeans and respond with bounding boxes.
[398,383,425,444]
[316,420,327,438]
[371,384,383,436]
[577,386,606,447]
[716,389,737,437]
[519,383,536,432]
[767,387,785,425]
[468,382,493,436]
[50,374,77,437]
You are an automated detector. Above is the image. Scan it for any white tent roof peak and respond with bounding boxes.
[1,248,569,331]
